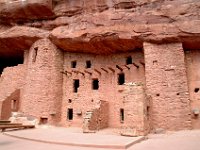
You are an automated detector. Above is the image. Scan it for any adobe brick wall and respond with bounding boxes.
[0,64,26,119]
[0,64,26,102]
[144,42,191,131]
[0,97,11,120]
[1,90,20,120]
[21,39,64,125]
[83,100,109,131]
[120,84,149,136]
[61,51,146,129]
[98,100,109,129]
[185,50,200,129]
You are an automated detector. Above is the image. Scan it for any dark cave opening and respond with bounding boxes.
[0,56,24,75]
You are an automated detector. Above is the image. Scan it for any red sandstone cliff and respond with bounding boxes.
[0,0,200,132]
[0,0,200,56]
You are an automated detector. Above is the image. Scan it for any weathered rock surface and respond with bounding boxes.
[0,0,200,133]
[50,25,143,54]
[0,0,200,55]
[0,26,49,57]
[50,20,200,53]
[0,0,54,23]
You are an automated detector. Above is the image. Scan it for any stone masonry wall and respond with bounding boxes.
[185,50,200,129]
[83,100,109,131]
[98,100,109,129]
[61,50,145,129]
[1,90,20,120]
[0,64,26,119]
[21,39,63,125]
[120,84,149,136]
[0,64,26,102]
[144,42,191,131]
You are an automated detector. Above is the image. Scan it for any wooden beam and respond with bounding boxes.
[61,71,72,75]
[72,70,85,76]
[101,68,108,73]
[84,70,92,75]
[108,67,115,72]
[116,65,123,71]
[72,70,78,74]
[140,61,145,67]
[132,63,139,68]
[94,69,101,75]
[124,65,130,70]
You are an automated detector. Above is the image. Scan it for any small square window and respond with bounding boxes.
[71,61,77,68]
[92,79,99,90]
[120,108,124,122]
[73,79,79,93]
[86,60,91,68]
[118,73,125,85]
[126,56,132,65]
[67,109,73,120]
[194,88,199,93]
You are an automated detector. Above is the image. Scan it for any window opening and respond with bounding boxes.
[40,117,48,125]
[126,56,132,65]
[92,79,99,90]
[11,100,17,110]
[73,79,80,93]
[71,61,77,68]
[86,60,91,68]
[120,109,124,122]
[153,60,158,65]
[32,47,38,63]
[118,73,125,85]
[156,93,160,97]
[194,88,199,93]
[68,99,72,103]
[147,106,150,119]
[68,109,73,120]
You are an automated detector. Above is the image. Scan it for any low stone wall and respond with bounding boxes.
[0,90,20,120]
[0,64,26,119]
[120,84,149,136]
[83,100,109,132]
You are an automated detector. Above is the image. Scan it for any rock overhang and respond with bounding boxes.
[0,0,54,23]
[1,21,200,58]
[0,26,50,58]
[0,0,199,57]
[49,21,200,54]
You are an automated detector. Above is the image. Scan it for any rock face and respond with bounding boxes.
[0,0,199,54]
[0,26,49,57]
[0,0,200,135]
[0,0,54,23]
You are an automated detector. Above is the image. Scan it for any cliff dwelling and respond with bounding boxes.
[0,0,200,136]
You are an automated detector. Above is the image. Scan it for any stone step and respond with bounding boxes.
[0,120,11,124]
[0,123,22,125]
[0,124,35,132]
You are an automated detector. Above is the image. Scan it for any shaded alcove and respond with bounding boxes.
[0,56,24,75]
